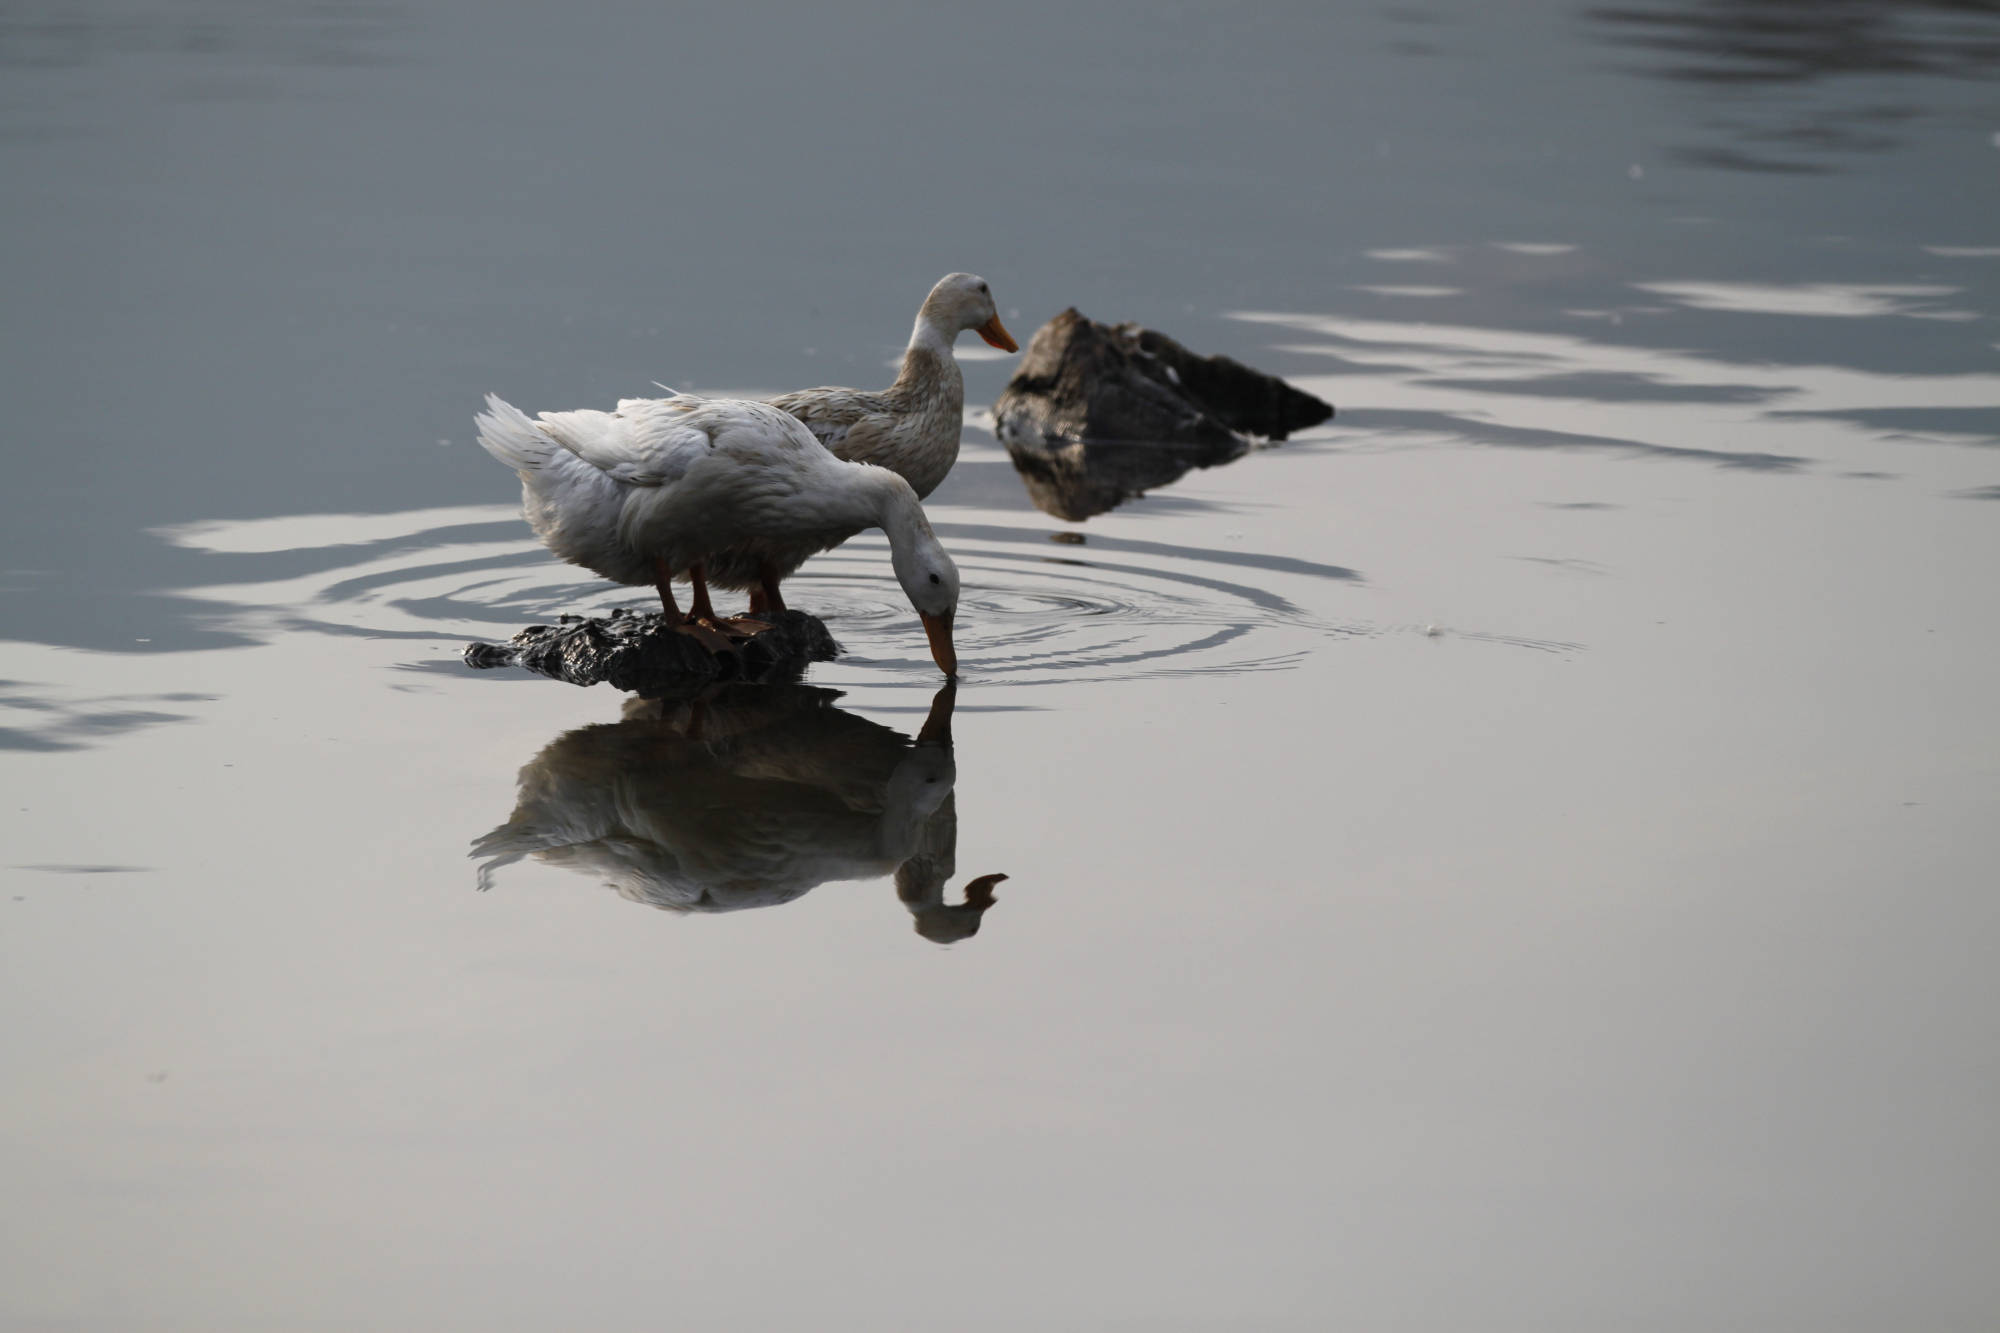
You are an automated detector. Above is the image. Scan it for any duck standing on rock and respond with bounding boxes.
[716,272,1016,614]
[475,391,962,676]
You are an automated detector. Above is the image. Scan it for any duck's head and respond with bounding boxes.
[890,520,961,678]
[922,273,1018,353]
[910,873,1007,944]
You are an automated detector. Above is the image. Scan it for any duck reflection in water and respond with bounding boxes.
[472,683,1003,943]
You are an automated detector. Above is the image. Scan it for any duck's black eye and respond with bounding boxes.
[977,283,988,294]
[929,573,941,584]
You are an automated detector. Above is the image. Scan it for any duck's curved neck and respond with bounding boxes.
[867,468,934,550]
[891,316,963,399]
[826,461,929,545]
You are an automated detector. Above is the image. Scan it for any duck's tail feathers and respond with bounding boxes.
[470,821,557,892]
[475,393,561,474]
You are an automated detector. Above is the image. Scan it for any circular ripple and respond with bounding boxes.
[737,536,1344,684]
[166,508,1570,685]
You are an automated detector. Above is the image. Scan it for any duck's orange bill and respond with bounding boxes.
[977,315,1019,353]
[917,681,957,746]
[920,612,958,678]
[963,873,1008,909]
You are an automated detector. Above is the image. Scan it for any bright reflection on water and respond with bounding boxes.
[4,1,2000,1330]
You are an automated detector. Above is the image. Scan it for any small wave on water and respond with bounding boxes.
[783,525,1354,683]
[146,503,1579,686]
[1230,295,2000,475]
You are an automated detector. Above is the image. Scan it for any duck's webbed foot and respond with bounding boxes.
[688,565,785,643]
[654,559,742,656]
[674,618,739,655]
[726,566,787,637]
[681,564,740,653]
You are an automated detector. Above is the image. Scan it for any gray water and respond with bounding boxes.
[4,3,1999,1330]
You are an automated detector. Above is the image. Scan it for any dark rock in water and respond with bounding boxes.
[1122,323,1335,440]
[992,308,1334,520]
[995,308,1333,447]
[464,607,839,693]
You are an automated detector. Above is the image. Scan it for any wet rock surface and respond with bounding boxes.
[993,308,1334,520]
[464,608,839,693]
[995,308,1334,447]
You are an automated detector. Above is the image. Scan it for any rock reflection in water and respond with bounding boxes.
[471,683,1002,943]
[999,435,1250,522]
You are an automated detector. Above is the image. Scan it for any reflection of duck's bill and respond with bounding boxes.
[964,873,1007,909]
[917,681,957,747]
[911,873,1006,944]
[921,610,957,678]
[977,315,1019,353]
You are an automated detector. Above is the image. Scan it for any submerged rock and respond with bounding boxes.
[464,607,839,692]
[992,308,1334,520]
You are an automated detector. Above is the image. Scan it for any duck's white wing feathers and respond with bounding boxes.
[533,397,717,487]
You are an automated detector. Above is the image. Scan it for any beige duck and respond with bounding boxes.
[710,272,1017,613]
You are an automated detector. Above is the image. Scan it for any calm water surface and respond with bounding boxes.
[4,3,1998,1330]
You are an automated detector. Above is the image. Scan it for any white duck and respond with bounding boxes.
[475,391,961,674]
[709,273,1016,614]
